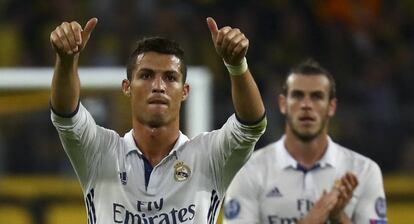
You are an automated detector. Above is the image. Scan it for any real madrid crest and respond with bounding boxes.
[174,161,191,182]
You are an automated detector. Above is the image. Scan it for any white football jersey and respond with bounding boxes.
[224,136,387,224]
[51,103,266,224]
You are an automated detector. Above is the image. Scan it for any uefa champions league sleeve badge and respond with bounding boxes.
[174,161,191,182]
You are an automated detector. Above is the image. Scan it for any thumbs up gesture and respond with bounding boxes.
[50,18,98,57]
[206,17,249,66]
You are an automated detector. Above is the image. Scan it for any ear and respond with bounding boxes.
[122,79,131,97]
[278,94,287,115]
[181,83,190,101]
[328,98,337,117]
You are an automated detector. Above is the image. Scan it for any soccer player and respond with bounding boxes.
[224,59,387,224]
[50,17,266,224]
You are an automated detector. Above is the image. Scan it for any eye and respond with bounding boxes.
[311,92,325,100]
[290,91,304,100]
[139,72,151,80]
[165,73,178,82]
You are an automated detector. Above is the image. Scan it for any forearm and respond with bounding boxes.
[297,213,326,224]
[50,55,80,115]
[230,69,265,123]
[49,18,97,115]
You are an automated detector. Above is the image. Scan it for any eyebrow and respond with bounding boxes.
[291,88,325,93]
[290,89,326,96]
[137,68,179,74]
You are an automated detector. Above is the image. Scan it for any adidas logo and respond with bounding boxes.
[266,187,282,198]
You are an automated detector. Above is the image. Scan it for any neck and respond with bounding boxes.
[132,120,180,167]
[284,129,328,169]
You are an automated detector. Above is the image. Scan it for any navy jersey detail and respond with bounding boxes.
[86,188,97,224]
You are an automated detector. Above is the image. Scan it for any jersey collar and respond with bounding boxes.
[319,136,337,168]
[123,130,189,157]
[276,135,338,170]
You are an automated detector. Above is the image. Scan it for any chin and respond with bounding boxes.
[146,118,167,128]
[136,113,166,127]
[292,128,321,142]
[296,133,318,142]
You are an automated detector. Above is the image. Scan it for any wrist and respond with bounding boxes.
[224,57,248,76]
[329,218,342,224]
[57,53,78,64]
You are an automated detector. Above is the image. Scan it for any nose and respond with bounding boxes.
[152,76,166,93]
[300,96,312,110]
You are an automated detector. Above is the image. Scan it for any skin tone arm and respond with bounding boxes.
[50,18,98,115]
[207,17,265,124]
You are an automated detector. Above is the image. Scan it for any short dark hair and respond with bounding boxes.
[282,58,336,99]
[126,37,187,82]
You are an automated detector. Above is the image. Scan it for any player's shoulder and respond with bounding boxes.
[333,141,381,173]
[334,142,373,163]
[252,141,278,158]
[178,132,205,152]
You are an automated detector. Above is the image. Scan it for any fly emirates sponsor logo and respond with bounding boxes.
[113,198,196,224]
[266,199,314,224]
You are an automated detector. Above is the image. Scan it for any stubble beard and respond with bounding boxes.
[136,112,168,128]
[286,114,328,143]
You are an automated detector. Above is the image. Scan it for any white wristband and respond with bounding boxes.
[224,57,248,76]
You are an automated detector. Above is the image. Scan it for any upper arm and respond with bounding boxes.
[205,115,266,193]
[51,103,119,190]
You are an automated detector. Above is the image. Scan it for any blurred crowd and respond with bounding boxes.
[1,0,414,175]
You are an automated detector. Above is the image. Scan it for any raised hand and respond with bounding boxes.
[50,18,98,57]
[206,17,248,66]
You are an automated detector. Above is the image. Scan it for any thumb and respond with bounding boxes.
[206,17,218,42]
[81,18,98,45]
